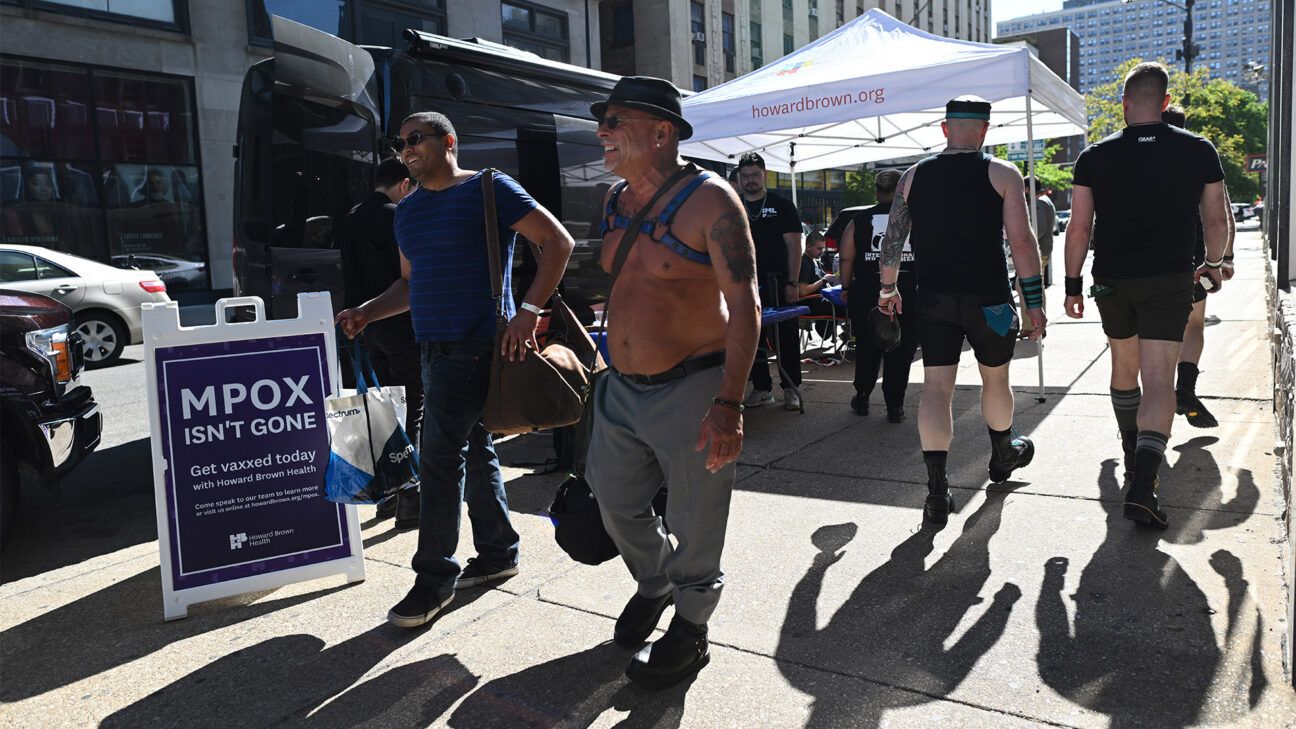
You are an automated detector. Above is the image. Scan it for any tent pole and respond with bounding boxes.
[789,141,798,208]
[1025,93,1046,403]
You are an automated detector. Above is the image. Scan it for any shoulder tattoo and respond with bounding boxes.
[878,192,912,269]
[710,210,756,284]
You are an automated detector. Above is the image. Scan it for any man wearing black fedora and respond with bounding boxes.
[584,76,760,689]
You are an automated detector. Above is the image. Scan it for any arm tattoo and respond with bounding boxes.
[878,192,912,269]
[710,211,756,284]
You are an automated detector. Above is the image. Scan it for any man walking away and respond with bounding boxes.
[876,96,1046,525]
[587,76,760,689]
[1064,63,1229,529]
[1162,105,1236,429]
[838,169,918,423]
[1029,177,1057,287]
[736,152,805,411]
[339,158,421,527]
[336,111,575,627]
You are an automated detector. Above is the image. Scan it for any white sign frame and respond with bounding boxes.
[143,293,364,621]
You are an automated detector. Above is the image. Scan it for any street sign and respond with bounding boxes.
[1005,139,1046,162]
[1246,154,1267,173]
[144,294,364,620]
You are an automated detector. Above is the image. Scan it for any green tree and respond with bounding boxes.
[1086,58,1268,201]
[991,143,1074,193]
[843,168,876,208]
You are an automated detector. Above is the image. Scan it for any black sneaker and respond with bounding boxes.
[393,488,420,531]
[924,492,955,524]
[625,615,710,690]
[988,431,1035,483]
[387,586,453,628]
[1175,390,1219,428]
[887,407,905,424]
[1123,476,1168,529]
[614,591,674,647]
[455,557,519,589]
[850,393,869,416]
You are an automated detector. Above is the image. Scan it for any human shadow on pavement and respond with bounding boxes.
[447,641,693,728]
[101,620,480,728]
[777,486,1021,727]
[0,567,356,703]
[1036,449,1267,728]
[2,437,156,584]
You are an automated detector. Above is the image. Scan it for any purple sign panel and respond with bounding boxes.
[154,333,350,591]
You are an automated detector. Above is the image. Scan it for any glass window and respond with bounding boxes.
[103,163,207,289]
[0,250,36,282]
[355,1,446,47]
[693,75,707,92]
[784,33,794,54]
[34,255,73,278]
[502,1,570,62]
[751,20,763,68]
[0,58,96,160]
[0,159,106,259]
[723,12,735,73]
[692,2,706,66]
[609,3,634,47]
[93,68,196,165]
[37,0,176,25]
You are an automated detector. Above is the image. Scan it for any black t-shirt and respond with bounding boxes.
[851,201,915,284]
[798,254,826,285]
[744,191,801,280]
[1073,122,1224,278]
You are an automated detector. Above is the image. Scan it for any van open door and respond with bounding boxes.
[233,17,381,319]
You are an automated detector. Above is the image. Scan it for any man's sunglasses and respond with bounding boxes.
[597,114,655,130]
[388,130,443,153]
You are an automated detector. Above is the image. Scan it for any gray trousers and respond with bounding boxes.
[585,365,735,624]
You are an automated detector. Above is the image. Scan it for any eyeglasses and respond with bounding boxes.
[597,114,655,130]
[389,130,442,153]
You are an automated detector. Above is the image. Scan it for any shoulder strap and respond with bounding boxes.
[604,163,700,324]
[481,169,505,318]
[657,171,712,226]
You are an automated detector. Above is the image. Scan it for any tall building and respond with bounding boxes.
[602,0,990,92]
[997,0,1271,100]
[0,0,602,299]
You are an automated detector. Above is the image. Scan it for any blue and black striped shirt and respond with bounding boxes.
[394,170,538,342]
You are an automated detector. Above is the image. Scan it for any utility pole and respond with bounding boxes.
[1123,0,1198,74]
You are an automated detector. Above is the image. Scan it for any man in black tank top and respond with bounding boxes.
[1064,63,1229,530]
[1162,105,1237,430]
[875,96,1047,525]
[838,169,918,421]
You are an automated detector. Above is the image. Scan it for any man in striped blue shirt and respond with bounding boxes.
[337,111,574,628]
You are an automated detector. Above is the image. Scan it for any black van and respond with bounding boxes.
[232,17,619,322]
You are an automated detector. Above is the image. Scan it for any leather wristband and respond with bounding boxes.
[520,302,544,315]
[712,397,745,412]
[1065,276,1083,297]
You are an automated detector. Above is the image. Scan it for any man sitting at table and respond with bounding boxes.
[796,231,843,341]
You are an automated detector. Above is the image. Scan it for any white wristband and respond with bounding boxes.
[520,302,544,315]
[878,288,898,299]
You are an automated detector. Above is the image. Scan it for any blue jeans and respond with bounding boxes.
[411,338,519,595]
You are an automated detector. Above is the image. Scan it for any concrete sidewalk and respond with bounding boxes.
[2,230,1292,728]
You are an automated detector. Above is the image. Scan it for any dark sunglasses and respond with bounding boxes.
[389,130,442,153]
[597,114,655,130]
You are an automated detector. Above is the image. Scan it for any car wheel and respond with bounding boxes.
[0,443,18,549]
[76,312,127,367]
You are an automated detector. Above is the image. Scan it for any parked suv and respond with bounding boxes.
[0,290,102,546]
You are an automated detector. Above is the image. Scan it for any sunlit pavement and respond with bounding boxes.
[2,227,1292,728]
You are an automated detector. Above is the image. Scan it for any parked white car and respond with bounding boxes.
[0,244,170,366]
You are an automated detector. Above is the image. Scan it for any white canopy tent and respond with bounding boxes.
[680,9,1086,183]
[679,9,1087,402]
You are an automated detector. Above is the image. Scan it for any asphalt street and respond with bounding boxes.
[1,227,1293,728]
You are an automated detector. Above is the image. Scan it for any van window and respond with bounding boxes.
[270,95,375,249]
[555,115,615,243]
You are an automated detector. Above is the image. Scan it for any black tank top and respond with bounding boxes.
[907,152,1010,300]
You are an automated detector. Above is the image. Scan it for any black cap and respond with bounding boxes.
[591,76,693,140]
[945,96,992,121]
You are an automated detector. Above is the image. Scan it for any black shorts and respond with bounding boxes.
[916,292,1019,367]
[1094,273,1194,342]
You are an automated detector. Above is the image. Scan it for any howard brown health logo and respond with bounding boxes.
[229,532,248,550]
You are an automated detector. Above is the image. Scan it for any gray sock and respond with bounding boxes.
[1136,430,1168,456]
[1110,387,1141,433]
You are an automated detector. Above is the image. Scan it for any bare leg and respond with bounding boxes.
[1108,335,1142,391]
[1179,300,1206,365]
[918,365,958,451]
[977,362,1014,431]
[1138,339,1182,435]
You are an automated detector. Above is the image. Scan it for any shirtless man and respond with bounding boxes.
[585,76,760,689]
[877,96,1045,525]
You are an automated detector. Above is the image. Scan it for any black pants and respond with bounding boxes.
[849,279,919,409]
[365,326,425,441]
[751,274,802,390]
